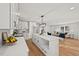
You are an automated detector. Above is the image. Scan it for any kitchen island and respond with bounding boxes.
[0,37,29,56]
[32,34,63,56]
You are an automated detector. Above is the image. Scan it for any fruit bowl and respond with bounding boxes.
[5,42,17,46]
[4,36,17,46]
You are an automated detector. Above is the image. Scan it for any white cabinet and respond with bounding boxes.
[0,4,10,29]
[32,34,59,56]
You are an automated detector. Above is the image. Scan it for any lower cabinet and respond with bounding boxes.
[32,34,59,56]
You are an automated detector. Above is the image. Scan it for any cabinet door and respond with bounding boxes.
[0,3,10,29]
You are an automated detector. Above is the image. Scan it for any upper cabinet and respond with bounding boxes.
[0,3,10,29]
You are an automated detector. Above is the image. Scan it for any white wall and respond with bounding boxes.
[50,22,79,39]
[0,4,10,29]
[68,22,79,33]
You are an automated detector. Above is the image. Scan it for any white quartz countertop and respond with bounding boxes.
[34,34,63,41]
[0,37,29,56]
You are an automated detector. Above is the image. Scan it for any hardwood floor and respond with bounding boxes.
[26,39,45,56]
[26,38,79,56]
[59,38,79,56]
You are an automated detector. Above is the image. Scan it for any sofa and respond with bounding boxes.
[59,33,67,38]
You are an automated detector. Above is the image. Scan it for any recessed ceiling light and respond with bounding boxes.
[70,7,75,10]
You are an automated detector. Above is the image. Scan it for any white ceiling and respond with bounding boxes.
[19,3,79,25]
